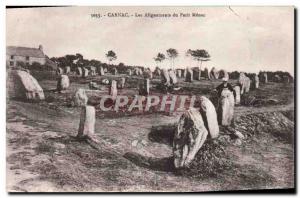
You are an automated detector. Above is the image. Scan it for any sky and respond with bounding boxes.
[6,6,294,75]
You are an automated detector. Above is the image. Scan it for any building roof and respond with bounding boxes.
[6,46,45,58]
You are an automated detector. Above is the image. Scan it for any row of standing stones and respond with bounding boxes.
[10,67,266,169]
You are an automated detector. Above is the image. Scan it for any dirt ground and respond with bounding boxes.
[6,74,295,192]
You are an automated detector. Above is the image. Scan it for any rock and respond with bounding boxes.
[101,79,110,85]
[77,106,95,138]
[203,67,209,79]
[57,75,70,92]
[127,69,132,76]
[109,80,117,100]
[154,68,161,77]
[90,66,96,76]
[263,73,268,83]
[173,108,208,168]
[74,88,88,107]
[234,131,245,139]
[239,73,250,94]
[218,89,234,126]
[143,70,153,79]
[234,138,242,146]
[199,96,219,139]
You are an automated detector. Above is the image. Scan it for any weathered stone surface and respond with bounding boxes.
[77,105,95,138]
[234,85,241,105]
[57,75,70,92]
[173,108,208,168]
[8,70,45,100]
[198,96,219,139]
[218,89,235,126]
[185,67,193,82]
[74,88,88,107]
[169,70,178,84]
[110,80,117,100]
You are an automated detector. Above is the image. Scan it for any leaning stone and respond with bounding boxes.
[173,108,208,168]
[198,96,219,139]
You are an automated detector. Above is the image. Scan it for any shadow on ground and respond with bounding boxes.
[123,152,175,172]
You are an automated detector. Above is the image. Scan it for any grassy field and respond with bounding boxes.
[6,72,295,192]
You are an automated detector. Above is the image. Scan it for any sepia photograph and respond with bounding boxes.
[6,6,295,192]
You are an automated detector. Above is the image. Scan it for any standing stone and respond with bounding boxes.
[65,66,71,74]
[203,68,209,79]
[199,96,219,139]
[89,82,101,90]
[245,77,251,93]
[254,75,259,89]
[234,85,241,105]
[104,68,108,73]
[154,68,161,77]
[127,69,132,76]
[90,66,96,76]
[183,68,187,78]
[185,67,193,82]
[82,68,89,78]
[173,108,208,168]
[112,68,118,75]
[263,73,268,83]
[109,80,117,100]
[139,78,150,96]
[74,88,88,107]
[99,66,105,76]
[176,69,182,78]
[77,106,95,138]
[218,89,235,126]
[76,67,82,76]
[209,67,219,80]
[57,75,70,92]
[239,73,250,94]
[161,69,170,85]
[117,77,126,89]
[143,69,153,79]
[57,67,63,75]
[169,70,178,84]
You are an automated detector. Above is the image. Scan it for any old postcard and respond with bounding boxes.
[6,6,295,192]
